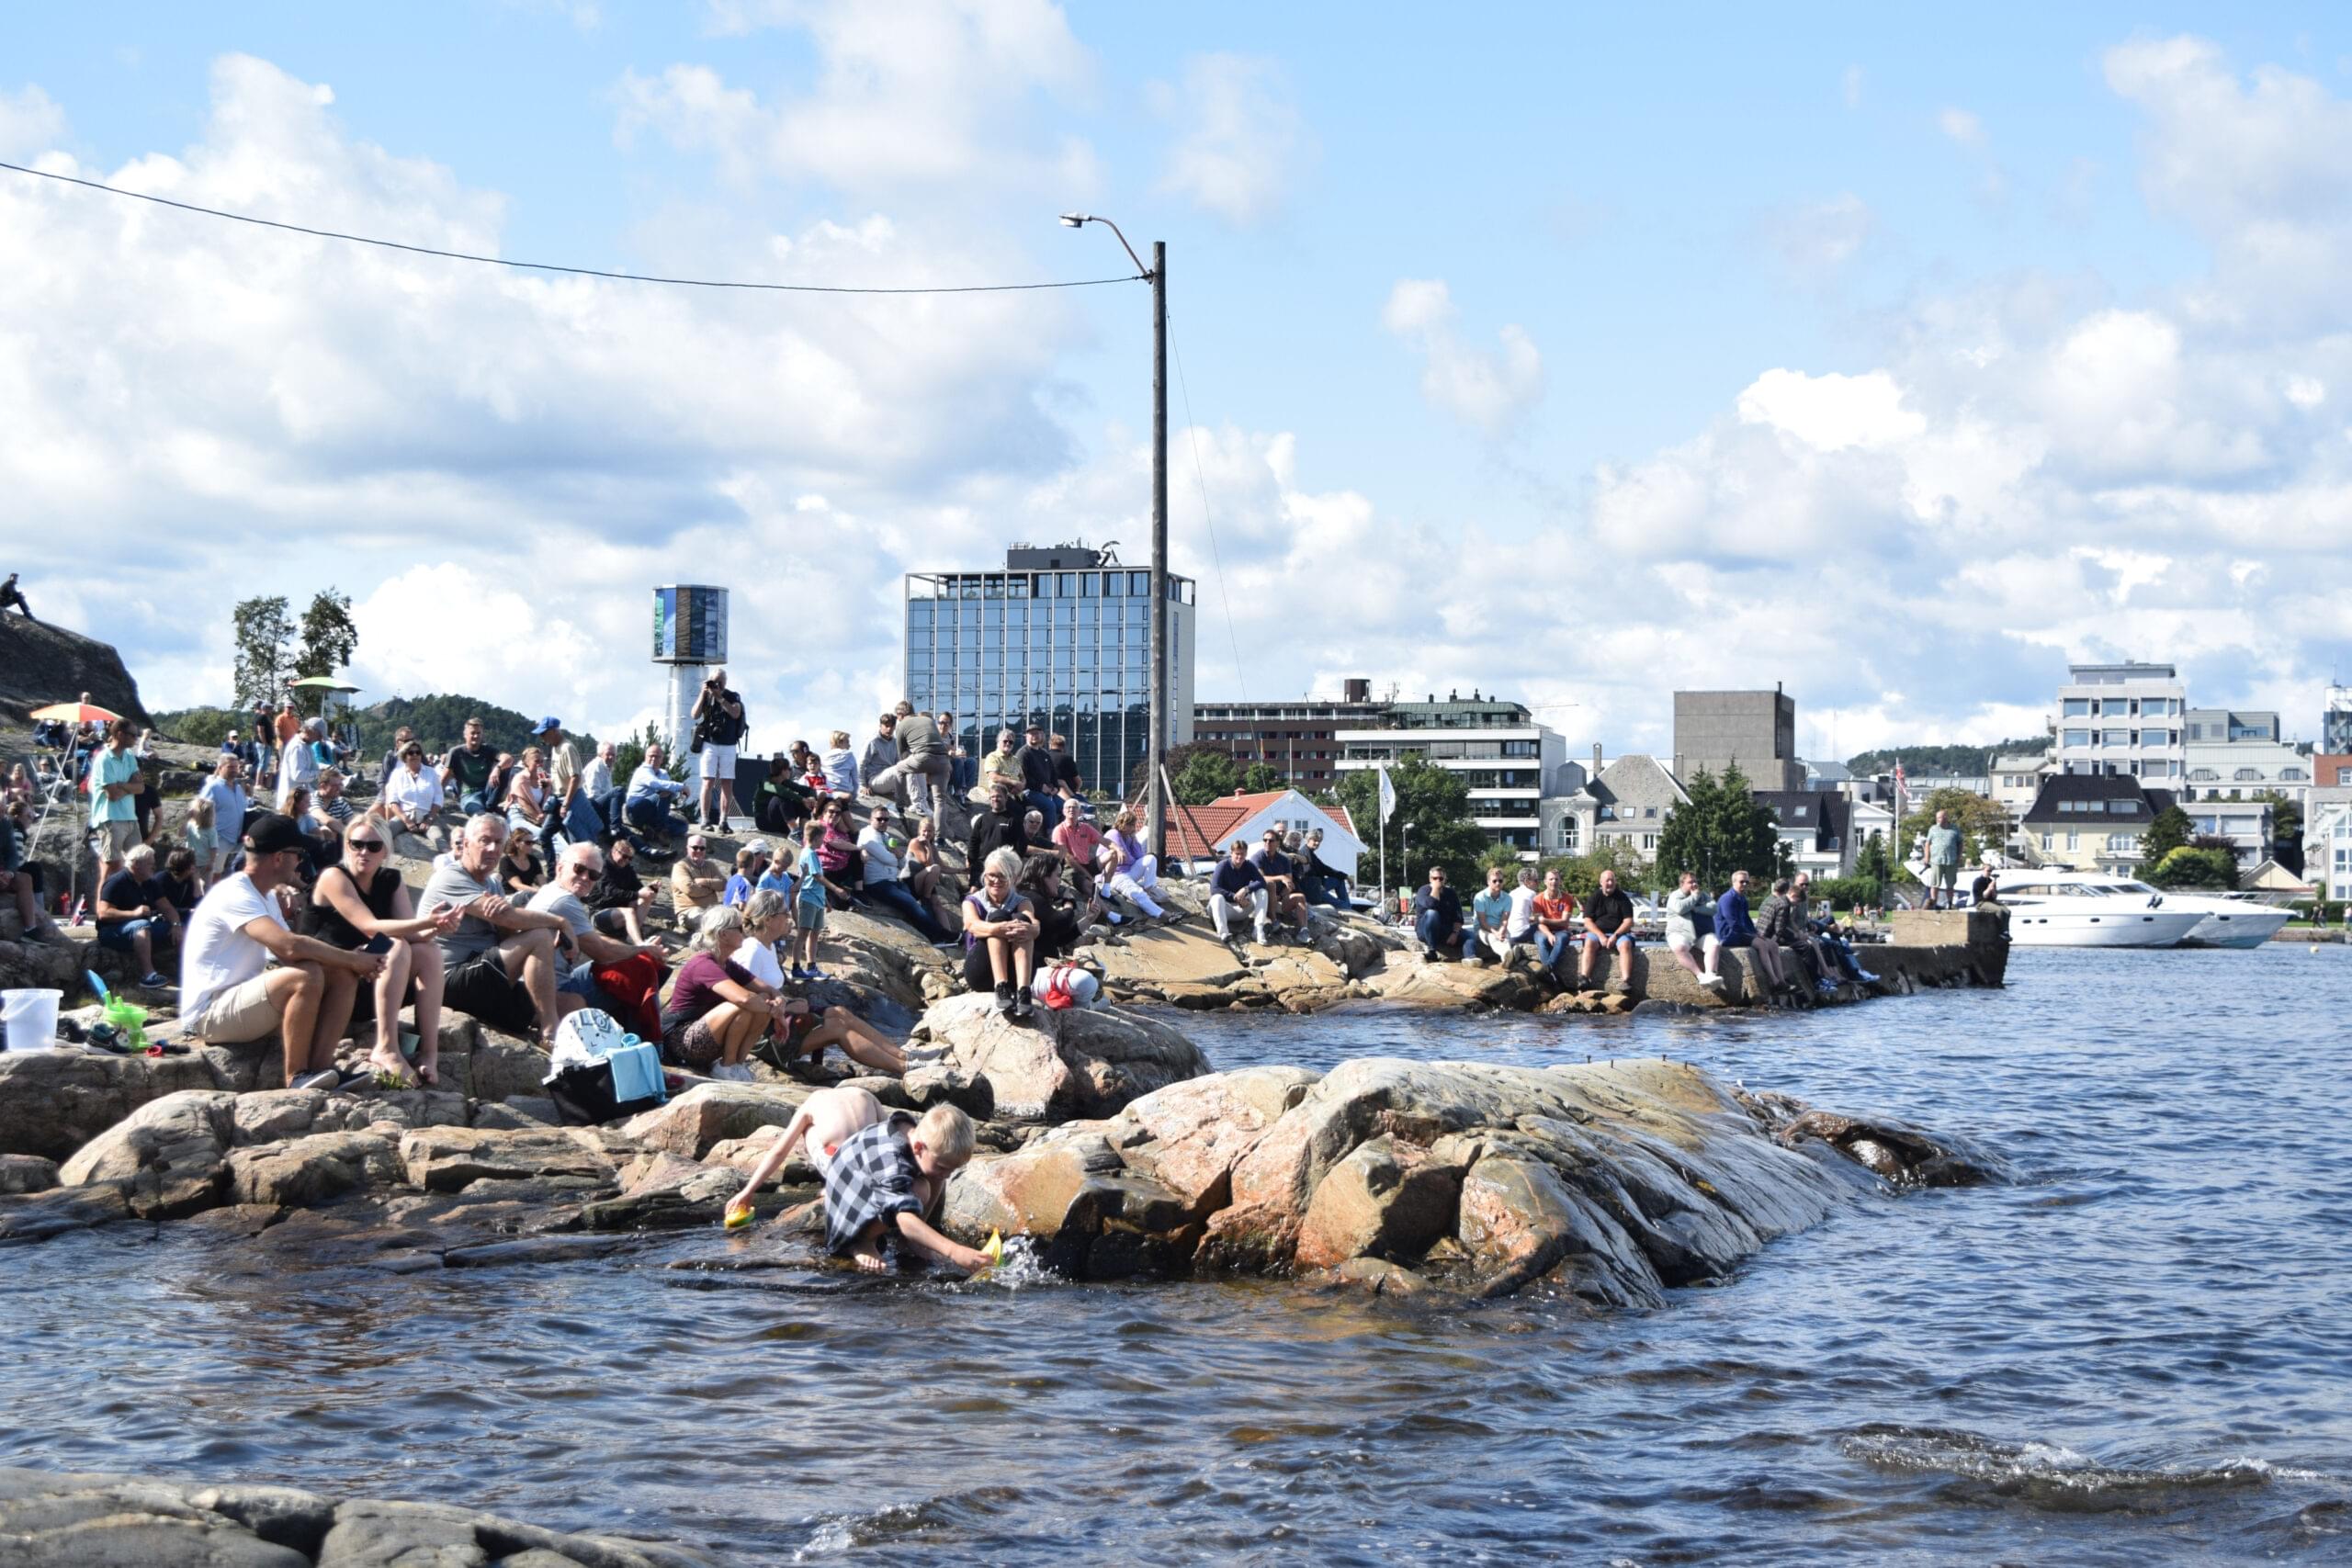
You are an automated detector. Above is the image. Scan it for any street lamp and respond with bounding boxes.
[1061,213,1167,865]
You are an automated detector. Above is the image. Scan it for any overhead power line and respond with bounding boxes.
[0,159,1146,296]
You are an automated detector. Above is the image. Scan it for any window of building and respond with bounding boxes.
[2062,729,2092,747]
[1644,806,1657,818]
[2063,698,2092,716]
[1642,833,1657,851]
[2234,767,2260,782]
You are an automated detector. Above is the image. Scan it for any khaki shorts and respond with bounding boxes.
[97,818,141,861]
[183,973,280,1043]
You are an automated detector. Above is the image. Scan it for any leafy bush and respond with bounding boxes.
[1812,875,1884,911]
[2149,846,2237,890]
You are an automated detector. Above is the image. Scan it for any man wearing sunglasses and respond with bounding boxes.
[179,812,384,1090]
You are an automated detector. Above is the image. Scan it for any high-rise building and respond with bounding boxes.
[2052,662,2186,783]
[2326,684,2352,753]
[902,543,1195,798]
[1672,688,1804,792]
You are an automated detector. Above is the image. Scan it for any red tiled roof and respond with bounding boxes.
[1159,791,1358,861]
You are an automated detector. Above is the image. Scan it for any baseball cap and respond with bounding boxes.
[533,716,562,734]
[242,812,308,855]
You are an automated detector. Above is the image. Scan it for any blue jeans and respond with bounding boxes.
[97,917,165,954]
[559,792,604,847]
[459,791,491,815]
[1024,789,1062,826]
[1535,928,1573,974]
[1415,910,1468,958]
[626,795,690,840]
[864,878,954,943]
[593,788,625,836]
[1305,876,1348,909]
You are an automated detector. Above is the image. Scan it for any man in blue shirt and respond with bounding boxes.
[624,743,693,852]
[1409,864,1466,962]
[1468,865,1514,965]
[1208,838,1270,947]
[1713,868,1791,995]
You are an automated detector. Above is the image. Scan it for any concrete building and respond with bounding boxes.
[1191,680,1384,795]
[1334,694,1563,855]
[2183,797,2274,874]
[2185,707,2280,743]
[2303,787,2352,902]
[2324,685,2352,754]
[1753,790,1857,880]
[2053,662,2187,783]
[903,542,1194,798]
[1672,688,1804,792]
[2183,739,2315,807]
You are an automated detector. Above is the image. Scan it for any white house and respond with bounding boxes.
[1161,789,1368,879]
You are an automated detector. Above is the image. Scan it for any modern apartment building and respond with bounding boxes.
[2325,685,2352,753]
[1191,679,1385,794]
[2302,788,2352,902]
[1334,694,1564,854]
[902,543,1195,798]
[2053,662,2187,783]
[1672,688,1805,792]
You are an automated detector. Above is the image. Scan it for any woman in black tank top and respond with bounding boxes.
[312,819,460,1088]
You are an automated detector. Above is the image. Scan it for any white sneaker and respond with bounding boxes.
[1700,971,1724,987]
[1254,925,1271,946]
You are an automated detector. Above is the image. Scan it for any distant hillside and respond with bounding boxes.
[1846,739,2047,777]
[0,617,153,730]
[356,694,600,761]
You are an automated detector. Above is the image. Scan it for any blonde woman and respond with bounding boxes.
[660,905,790,1081]
[960,845,1038,1020]
[820,730,858,796]
[505,746,548,838]
[182,797,218,897]
[1103,808,1161,897]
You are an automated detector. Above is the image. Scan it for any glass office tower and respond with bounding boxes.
[904,544,1195,799]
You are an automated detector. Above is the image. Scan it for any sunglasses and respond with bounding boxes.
[347,838,386,853]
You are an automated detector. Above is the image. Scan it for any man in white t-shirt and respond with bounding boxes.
[1506,866,1540,947]
[179,812,383,1090]
[528,842,666,1022]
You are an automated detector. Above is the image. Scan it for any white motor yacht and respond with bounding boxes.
[1986,870,2208,949]
[2034,873,2292,950]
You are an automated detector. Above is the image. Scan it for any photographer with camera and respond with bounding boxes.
[689,668,748,829]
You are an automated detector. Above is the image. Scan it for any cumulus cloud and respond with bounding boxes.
[1151,53,1313,225]
[1938,107,1985,146]
[619,0,1097,196]
[0,85,65,157]
[1380,279,1544,434]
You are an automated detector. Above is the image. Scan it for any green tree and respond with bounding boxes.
[2150,845,2238,889]
[1172,749,1238,806]
[1539,840,1650,899]
[1128,740,1235,803]
[1240,761,1283,795]
[1336,753,1490,892]
[152,705,246,747]
[2140,804,2193,866]
[1899,787,2009,865]
[1476,840,1528,883]
[292,588,360,709]
[1847,739,2047,776]
[613,719,663,784]
[1652,761,1782,888]
[1856,829,1892,885]
[231,594,293,710]
[2254,789,2303,874]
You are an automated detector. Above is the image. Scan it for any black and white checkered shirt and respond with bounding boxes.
[820,1111,922,1255]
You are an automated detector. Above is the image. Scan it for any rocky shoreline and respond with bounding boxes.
[0,1464,716,1567]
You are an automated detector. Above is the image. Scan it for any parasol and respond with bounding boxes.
[28,700,123,725]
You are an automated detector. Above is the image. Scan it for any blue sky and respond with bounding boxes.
[7,2,2352,759]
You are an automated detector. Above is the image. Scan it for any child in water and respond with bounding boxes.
[729,1088,991,1273]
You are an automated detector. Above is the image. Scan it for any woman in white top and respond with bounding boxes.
[381,740,445,835]
[505,746,549,838]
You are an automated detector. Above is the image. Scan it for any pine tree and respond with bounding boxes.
[2141,804,2192,866]
[231,595,293,710]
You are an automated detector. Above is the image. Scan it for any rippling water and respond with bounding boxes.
[4,946,2349,1564]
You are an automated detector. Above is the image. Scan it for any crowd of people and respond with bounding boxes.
[1405,861,1879,998]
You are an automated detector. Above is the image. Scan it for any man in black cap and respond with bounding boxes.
[178,812,383,1090]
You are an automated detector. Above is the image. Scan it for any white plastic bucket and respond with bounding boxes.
[1,987,62,1052]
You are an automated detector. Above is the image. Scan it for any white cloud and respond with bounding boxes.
[1841,65,1864,110]
[1151,53,1313,225]
[1938,107,1985,146]
[617,0,1096,197]
[1759,192,1872,278]
[1737,368,1926,450]
[1380,278,1544,434]
[2285,374,2326,408]
[0,85,65,158]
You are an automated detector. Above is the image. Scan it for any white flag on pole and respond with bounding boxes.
[1377,763,1397,825]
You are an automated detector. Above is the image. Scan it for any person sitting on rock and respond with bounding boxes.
[962,845,1039,1019]
[1103,808,1161,900]
[0,570,34,620]
[1249,829,1311,938]
[1208,837,1272,948]
[158,847,202,929]
[806,797,859,902]
[504,745,551,842]
[381,740,446,840]
[787,739,826,795]
[587,836,661,947]
[754,753,815,841]
[1753,876,1825,998]
[1662,870,1725,989]
[313,818,459,1086]
[857,805,959,944]
[820,730,859,799]
[1,801,62,943]
[1504,865,1541,954]
[1713,868,1788,995]
[1051,797,1102,893]
[96,842,181,988]
[820,1103,990,1274]
[496,822,547,897]
[421,813,578,1048]
[857,712,900,805]
[670,832,726,920]
[625,743,692,849]
[966,780,1030,874]
[729,892,904,1077]
[899,815,953,927]
[1096,826,1167,924]
[1016,846,1086,956]
[1297,829,1349,910]
[977,727,1025,805]
[180,812,383,1091]
[724,841,771,908]
[1785,874,1845,994]
[1409,863,1465,962]
[530,842,670,1037]
[1577,869,1638,991]
[660,904,795,1081]
[314,767,355,828]
[1467,864,1514,966]
[440,716,500,814]
[379,726,418,790]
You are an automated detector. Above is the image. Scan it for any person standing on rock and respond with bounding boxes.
[1576,869,1638,992]
[1410,863,1465,962]
[690,670,748,829]
[0,570,33,620]
[1208,837,1272,949]
[1926,809,1963,910]
[88,717,144,880]
[195,757,250,878]
[276,717,322,812]
[179,812,382,1091]
[961,845,1040,1019]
